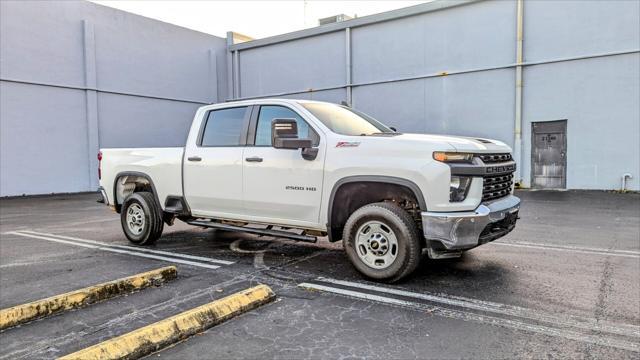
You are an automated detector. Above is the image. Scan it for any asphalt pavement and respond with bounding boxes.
[0,190,638,359]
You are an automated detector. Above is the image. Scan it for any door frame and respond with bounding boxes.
[530,119,567,189]
[241,103,326,228]
[183,105,255,217]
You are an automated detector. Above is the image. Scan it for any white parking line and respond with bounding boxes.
[493,241,640,258]
[299,282,640,353]
[43,217,121,228]
[6,231,221,270]
[20,230,234,265]
[315,277,640,338]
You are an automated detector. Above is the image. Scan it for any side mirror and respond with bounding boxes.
[271,118,318,160]
[272,118,312,149]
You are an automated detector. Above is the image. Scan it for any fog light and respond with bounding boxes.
[450,176,471,202]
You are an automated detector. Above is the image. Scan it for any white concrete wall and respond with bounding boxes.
[2,0,638,195]
[0,0,228,196]
[230,0,640,190]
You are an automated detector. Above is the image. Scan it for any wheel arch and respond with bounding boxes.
[327,176,427,242]
[112,171,162,213]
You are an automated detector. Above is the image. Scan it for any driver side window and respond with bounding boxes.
[254,105,319,146]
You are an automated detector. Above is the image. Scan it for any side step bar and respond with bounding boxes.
[186,220,318,243]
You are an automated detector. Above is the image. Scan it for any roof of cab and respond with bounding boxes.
[200,98,331,111]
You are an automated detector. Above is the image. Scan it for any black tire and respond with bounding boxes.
[121,192,163,245]
[343,202,421,283]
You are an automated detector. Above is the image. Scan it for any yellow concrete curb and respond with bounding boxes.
[0,266,177,331]
[58,284,275,360]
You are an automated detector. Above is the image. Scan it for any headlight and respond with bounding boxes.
[450,176,471,202]
[433,152,473,163]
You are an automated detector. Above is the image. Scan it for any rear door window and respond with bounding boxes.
[200,107,248,146]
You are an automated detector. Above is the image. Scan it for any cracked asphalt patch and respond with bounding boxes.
[0,190,639,359]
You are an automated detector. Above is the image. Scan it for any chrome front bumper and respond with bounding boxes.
[421,195,520,250]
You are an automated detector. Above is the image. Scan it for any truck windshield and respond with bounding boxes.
[301,103,393,136]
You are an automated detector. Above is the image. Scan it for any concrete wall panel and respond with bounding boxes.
[522,53,640,190]
[0,1,86,86]
[422,69,514,146]
[352,0,516,83]
[274,89,347,104]
[91,5,226,102]
[353,69,514,145]
[0,1,226,196]
[0,81,89,196]
[97,94,201,148]
[238,32,345,97]
[524,0,640,62]
[353,80,427,133]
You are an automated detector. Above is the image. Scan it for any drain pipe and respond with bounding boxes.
[513,0,524,186]
[621,173,633,191]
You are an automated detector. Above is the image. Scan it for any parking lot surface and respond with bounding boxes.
[1,190,639,359]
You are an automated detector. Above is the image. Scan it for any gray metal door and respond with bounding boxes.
[531,120,567,189]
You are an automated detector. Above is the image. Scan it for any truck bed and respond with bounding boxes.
[100,147,184,209]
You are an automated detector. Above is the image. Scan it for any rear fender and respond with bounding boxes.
[112,171,161,213]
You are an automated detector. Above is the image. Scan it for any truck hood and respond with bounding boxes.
[392,133,512,153]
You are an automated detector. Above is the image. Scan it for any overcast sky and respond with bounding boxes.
[91,1,429,39]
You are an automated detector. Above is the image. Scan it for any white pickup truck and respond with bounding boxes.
[98,99,520,282]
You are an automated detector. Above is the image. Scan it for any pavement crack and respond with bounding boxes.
[594,258,613,321]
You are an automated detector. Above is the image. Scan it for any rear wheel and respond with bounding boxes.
[121,192,163,245]
[343,202,421,282]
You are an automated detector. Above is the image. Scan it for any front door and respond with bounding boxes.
[242,105,325,228]
[531,120,567,189]
[183,106,250,218]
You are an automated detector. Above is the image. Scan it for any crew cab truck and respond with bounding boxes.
[98,99,520,282]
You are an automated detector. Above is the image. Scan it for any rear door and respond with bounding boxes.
[183,106,251,218]
[242,105,325,227]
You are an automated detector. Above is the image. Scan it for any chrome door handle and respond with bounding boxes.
[187,156,202,162]
[245,156,263,162]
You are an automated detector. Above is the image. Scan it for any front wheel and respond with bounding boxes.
[343,202,421,283]
[121,192,163,245]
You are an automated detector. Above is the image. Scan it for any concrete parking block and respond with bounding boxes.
[0,266,177,330]
[58,284,275,360]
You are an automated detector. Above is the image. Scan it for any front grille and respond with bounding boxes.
[477,152,515,201]
[483,173,514,201]
[479,153,512,163]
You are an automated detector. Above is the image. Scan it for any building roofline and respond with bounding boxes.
[229,0,481,51]
[87,0,225,40]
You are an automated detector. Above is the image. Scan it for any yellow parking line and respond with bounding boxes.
[0,266,177,331]
[58,284,275,360]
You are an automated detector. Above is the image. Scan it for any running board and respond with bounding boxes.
[187,220,318,243]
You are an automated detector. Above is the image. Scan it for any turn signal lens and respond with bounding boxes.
[433,152,473,163]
